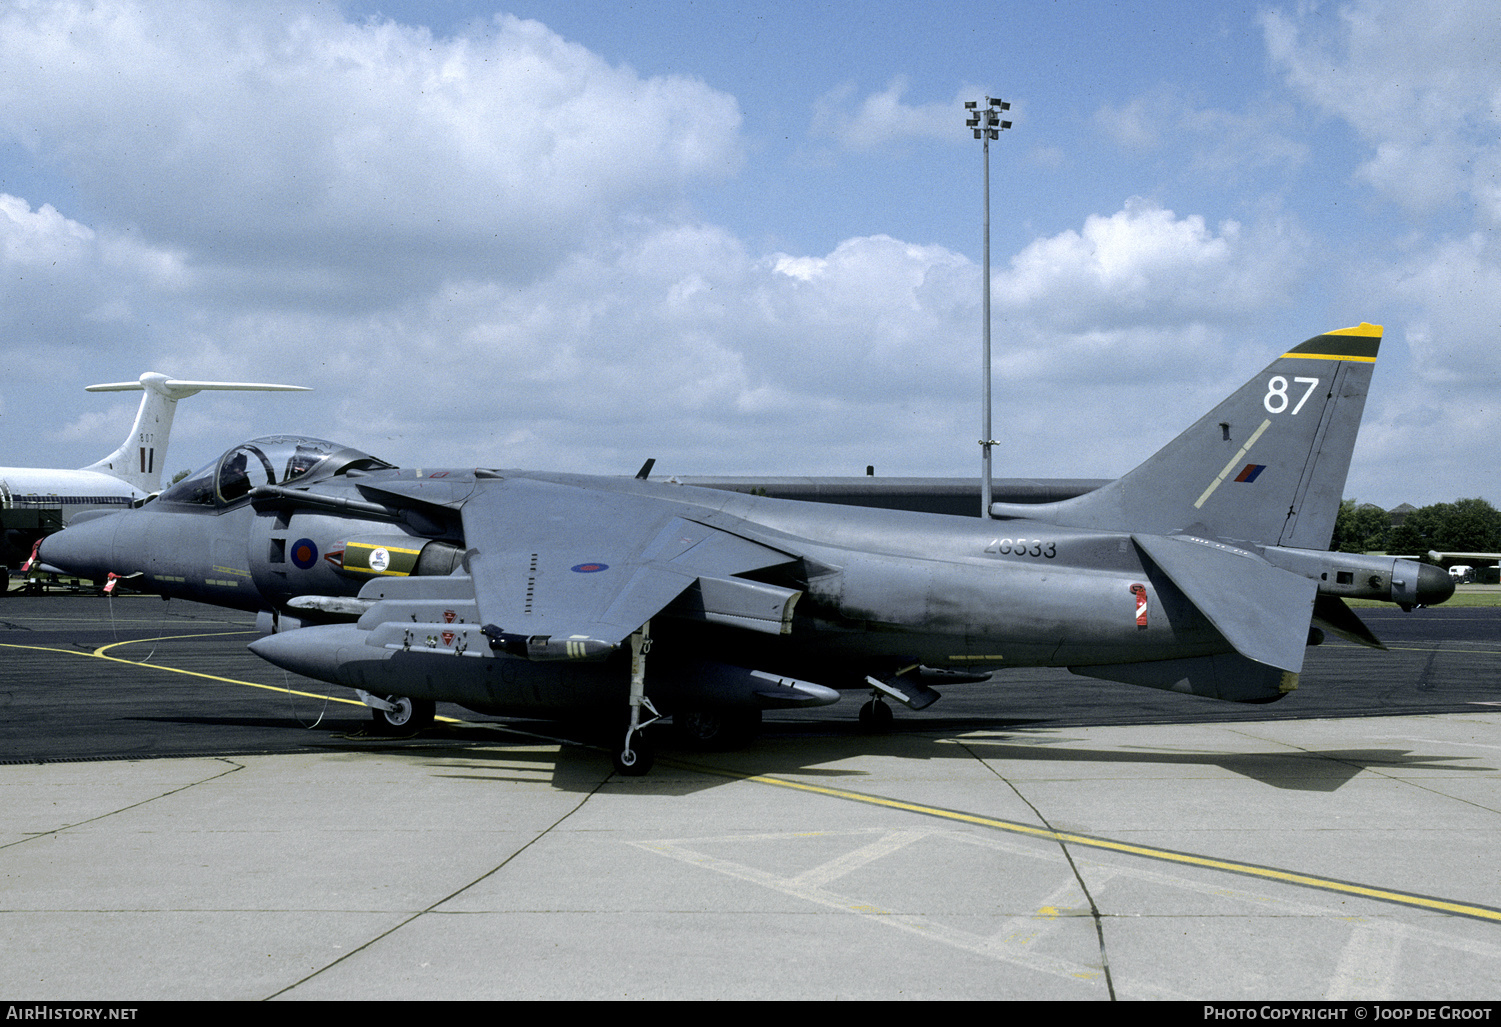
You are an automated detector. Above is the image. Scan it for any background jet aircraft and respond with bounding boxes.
[2,373,309,580]
[39,324,1453,773]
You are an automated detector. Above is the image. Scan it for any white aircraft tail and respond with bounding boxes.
[80,374,311,493]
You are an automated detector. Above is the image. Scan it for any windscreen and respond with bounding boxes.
[155,436,392,508]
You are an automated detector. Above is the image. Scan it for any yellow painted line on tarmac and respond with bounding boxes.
[0,635,457,723]
[0,636,363,707]
[697,769,1501,925]
[91,630,258,660]
[12,635,1498,922]
[1325,642,1501,655]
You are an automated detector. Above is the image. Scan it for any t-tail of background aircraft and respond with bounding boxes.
[3,373,308,582]
[70,373,311,496]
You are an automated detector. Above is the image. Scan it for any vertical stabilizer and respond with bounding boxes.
[80,374,311,493]
[990,324,1382,548]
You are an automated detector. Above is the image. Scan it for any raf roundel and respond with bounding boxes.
[290,538,319,570]
[571,563,609,573]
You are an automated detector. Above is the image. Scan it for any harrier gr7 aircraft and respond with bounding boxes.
[38,323,1452,773]
[3,373,308,577]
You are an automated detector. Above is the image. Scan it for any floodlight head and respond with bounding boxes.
[964,100,977,109]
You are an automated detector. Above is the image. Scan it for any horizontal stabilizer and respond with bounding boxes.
[1133,532,1317,673]
[1071,652,1298,703]
[85,377,311,397]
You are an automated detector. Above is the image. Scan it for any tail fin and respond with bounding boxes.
[991,323,1382,548]
[80,373,311,493]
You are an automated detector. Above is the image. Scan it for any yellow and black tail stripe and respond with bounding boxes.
[1281,321,1381,362]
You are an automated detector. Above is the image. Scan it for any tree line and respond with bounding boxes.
[1331,497,1501,557]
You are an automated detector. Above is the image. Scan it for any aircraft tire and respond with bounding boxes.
[370,696,436,734]
[858,699,894,732]
[671,709,762,751]
[612,740,654,776]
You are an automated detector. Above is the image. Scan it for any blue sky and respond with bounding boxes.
[0,0,1496,509]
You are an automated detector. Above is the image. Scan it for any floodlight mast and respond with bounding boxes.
[964,97,1011,518]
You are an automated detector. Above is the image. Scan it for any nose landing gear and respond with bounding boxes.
[359,690,436,734]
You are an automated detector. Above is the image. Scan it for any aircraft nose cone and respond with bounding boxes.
[37,513,121,579]
[249,623,363,684]
[1417,563,1456,606]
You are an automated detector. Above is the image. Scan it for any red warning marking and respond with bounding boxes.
[1130,583,1148,628]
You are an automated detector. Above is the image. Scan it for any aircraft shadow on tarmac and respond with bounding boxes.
[238,713,1495,797]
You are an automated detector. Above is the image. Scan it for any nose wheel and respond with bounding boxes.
[359,691,436,734]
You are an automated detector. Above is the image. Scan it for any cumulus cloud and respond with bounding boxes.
[1384,234,1501,383]
[1093,95,1165,153]
[0,4,1343,487]
[810,77,966,151]
[0,1,742,292]
[124,197,1310,479]
[1262,0,1501,219]
[994,198,1306,333]
[1093,87,1308,184]
[138,222,985,472]
[0,192,188,382]
[1257,0,1501,502]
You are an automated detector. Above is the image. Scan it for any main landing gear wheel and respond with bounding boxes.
[613,736,654,776]
[611,621,660,776]
[370,695,436,734]
[858,699,894,732]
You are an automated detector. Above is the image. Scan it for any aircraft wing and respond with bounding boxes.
[460,477,801,659]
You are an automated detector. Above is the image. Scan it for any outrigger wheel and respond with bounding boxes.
[858,698,894,732]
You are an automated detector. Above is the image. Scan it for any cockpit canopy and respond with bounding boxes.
[155,436,394,509]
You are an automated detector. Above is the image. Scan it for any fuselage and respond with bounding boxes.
[40,461,1226,681]
[0,467,142,520]
[40,429,1453,721]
